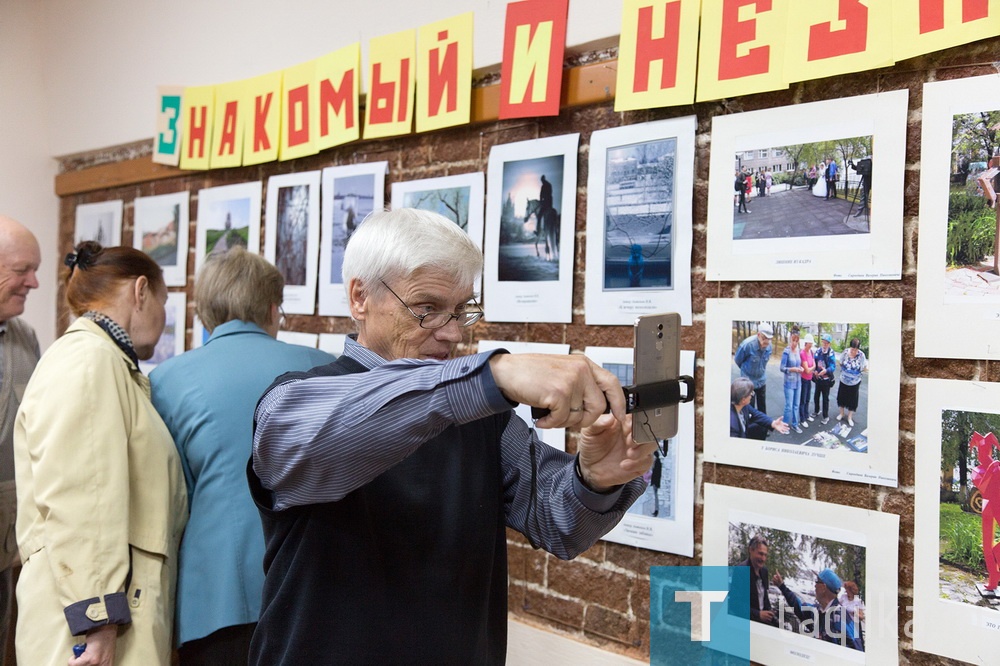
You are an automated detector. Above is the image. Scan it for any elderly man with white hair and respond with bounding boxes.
[0,215,41,665]
[249,208,654,665]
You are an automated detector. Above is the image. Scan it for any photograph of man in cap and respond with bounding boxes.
[733,321,773,413]
[771,567,864,651]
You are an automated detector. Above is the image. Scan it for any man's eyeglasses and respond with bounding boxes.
[380,280,483,329]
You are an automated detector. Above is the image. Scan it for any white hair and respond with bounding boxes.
[341,208,482,295]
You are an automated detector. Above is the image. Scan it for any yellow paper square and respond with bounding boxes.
[696,0,789,103]
[280,60,318,161]
[209,79,247,169]
[179,85,215,171]
[893,0,1000,62]
[242,71,282,166]
[315,43,361,151]
[615,0,701,111]
[365,28,416,140]
[416,13,473,133]
[784,0,894,84]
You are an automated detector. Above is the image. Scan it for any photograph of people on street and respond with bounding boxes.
[730,319,870,452]
[601,137,676,290]
[728,523,866,652]
[731,135,873,242]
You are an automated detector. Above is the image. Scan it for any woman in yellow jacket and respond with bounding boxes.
[14,242,187,666]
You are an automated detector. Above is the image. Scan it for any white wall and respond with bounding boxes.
[0,0,59,347]
[0,0,622,345]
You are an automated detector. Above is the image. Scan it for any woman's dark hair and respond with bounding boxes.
[64,241,164,317]
[849,337,861,349]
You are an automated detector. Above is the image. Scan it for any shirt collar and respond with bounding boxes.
[343,334,388,370]
[82,311,139,368]
[206,319,270,343]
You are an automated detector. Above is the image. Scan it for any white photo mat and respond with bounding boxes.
[265,170,321,315]
[705,90,907,281]
[588,347,695,557]
[194,181,262,277]
[319,162,388,317]
[704,298,901,487]
[484,133,579,323]
[139,292,186,374]
[389,172,485,253]
[74,200,123,247]
[277,331,319,348]
[133,191,189,287]
[913,378,1000,665]
[915,75,1000,360]
[318,333,347,356]
[476,340,569,451]
[704,483,899,666]
[585,116,695,326]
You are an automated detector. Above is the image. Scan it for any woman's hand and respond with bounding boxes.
[68,624,116,666]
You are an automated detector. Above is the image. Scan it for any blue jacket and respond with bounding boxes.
[730,403,773,438]
[734,335,771,388]
[150,320,335,646]
[778,584,864,651]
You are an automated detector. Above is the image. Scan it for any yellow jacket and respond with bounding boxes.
[14,317,187,665]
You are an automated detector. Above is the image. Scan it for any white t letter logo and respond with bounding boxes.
[674,590,728,641]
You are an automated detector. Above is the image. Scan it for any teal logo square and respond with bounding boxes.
[650,566,750,665]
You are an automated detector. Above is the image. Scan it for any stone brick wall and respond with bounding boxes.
[57,36,1000,665]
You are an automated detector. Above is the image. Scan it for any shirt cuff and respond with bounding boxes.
[64,593,131,636]
[441,350,514,421]
[570,455,629,513]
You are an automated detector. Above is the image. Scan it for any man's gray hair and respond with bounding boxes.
[748,534,769,550]
[731,377,754,405]
[195,246,283,332]
[342,208,482,297]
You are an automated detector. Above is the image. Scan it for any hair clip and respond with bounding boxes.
[64,252,79,275]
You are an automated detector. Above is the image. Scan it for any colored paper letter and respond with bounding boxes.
[280,60,318,161]
[210,79,246,169]
[243,71,282,166]
[316,43,361,151]
[894,0,1000,61]
[179,85,215,170]
[499,0,568,119]
[364,29,416,139]
[416,13,473,133]
[785,0,893,84]
[153,85,184,167]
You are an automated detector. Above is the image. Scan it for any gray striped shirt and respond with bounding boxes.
[252,336,644,558]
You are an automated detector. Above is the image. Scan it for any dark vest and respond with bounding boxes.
[248,355,512,665]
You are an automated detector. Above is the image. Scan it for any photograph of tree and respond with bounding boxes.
[731,135,873,241]
[602,137,676,289]
[942,109,1000,303]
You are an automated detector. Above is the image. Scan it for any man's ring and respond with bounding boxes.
[569,406,583,413]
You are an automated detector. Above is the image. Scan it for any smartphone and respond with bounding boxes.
[632,313,681,443]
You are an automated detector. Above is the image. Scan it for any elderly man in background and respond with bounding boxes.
[738,534,777,625]
[734,321,773,413]
[772,567,864,651]
[0,216,41,665]
[730,377,789,440]
[249,208,654,664]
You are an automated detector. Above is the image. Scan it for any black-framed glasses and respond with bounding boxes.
[380,280,483,329]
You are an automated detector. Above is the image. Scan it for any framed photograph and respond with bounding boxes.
[916,75,1000,360]
[705,90,907,281]
[194,181,262,277]
[704,483,899,666]
[265,171,321,315]
[133,191,189,287]
[587,347,695,557]
[74,200,123,247]
[585,117,695,326]
[318,162,388,317]
[318,333,347,356]
[139,292,186,374]
[476,340,570,451]
[277,330,319,348]
[483,133,579,323]
[914,378,1000,665]
[704,298,901,486]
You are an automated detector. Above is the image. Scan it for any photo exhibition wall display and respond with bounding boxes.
[584,116,696,326]
[265,170,322,315]
[195,181,262,277]
[704,298,901,487]
[74,200,123,248]
[133,191,189,287]
[913,378,1000,666]
[318,162,388,317]
[588,346,695,557]
[484,133,579,323]
[705,90,907,282]
[915,74,1000,361]
[139,291,186,375]
[704,483,899,666]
